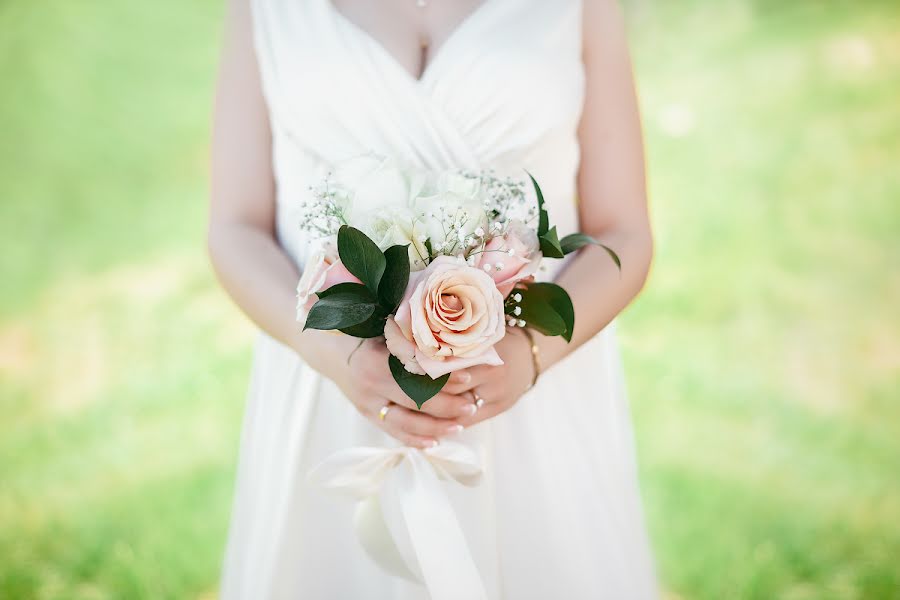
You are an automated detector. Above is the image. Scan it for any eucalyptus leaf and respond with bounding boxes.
[337,225,386,295]
[303,293,376,331]
[388,355,450,409]
[378,245,411,313]
[559,233,622,270]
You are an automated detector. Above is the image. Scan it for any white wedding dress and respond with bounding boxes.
[220,0,658,598]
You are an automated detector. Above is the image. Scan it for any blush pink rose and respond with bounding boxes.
[476,219,540,298]
[384,256,506,379]
[295,249,361,328]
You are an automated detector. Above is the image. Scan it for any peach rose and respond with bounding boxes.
[384,256,506,379]
[295,248,361,328]
[476,219,540,297]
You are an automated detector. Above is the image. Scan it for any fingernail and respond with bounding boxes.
[446,424,464,434]
[461,404,477,417]
[452,372,472,384]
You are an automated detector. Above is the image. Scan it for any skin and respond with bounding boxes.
[208,0,652,448]
[330,0,486,80]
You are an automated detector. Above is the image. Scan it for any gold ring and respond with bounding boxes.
[378,404,392,421]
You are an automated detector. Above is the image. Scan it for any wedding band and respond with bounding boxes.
[472,391,485,410]
[378,404,392,421]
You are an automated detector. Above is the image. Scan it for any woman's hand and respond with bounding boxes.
[438,327,537,426]
[314,335,478,449]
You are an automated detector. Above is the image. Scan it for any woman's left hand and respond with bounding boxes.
[438,327,538,426]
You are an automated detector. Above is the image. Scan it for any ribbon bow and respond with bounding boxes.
[308,440,488,600]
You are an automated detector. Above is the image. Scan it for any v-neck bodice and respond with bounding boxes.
[325,0,501,84]
[250,0,585,267]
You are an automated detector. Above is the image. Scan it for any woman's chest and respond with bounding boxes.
[253,0,585,165]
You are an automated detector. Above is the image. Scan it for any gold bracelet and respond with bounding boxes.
[520,327,542,389]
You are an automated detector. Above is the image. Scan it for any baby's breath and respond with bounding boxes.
[298,165,538,265]
[298,172,349,239]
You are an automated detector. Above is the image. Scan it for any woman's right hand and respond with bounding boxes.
[308,334,478,448]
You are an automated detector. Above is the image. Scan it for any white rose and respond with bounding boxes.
[412,192,487,255]
[331,155,422,219]
[435,171,481,201]
[357,207,432,271]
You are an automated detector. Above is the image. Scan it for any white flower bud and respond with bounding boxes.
[495,262,504,271]
[508,317,517,327]
[507,248,515,256]
[482,263,492,272]
[517,319,526,327]
[474,227,485,237]
[513,293,522,302]
[513,306,522,316]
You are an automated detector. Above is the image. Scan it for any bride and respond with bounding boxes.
[208,0,658,597]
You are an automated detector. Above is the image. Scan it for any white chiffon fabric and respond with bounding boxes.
[220,0,658,597]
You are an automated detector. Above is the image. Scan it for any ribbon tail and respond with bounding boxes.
[309,447,420,581]
[396,449,488,600]
[354,495,419,582]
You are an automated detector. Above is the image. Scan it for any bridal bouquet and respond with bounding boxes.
[295,156,619,407]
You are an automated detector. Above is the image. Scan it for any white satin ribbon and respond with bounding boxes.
[308,441,488,600]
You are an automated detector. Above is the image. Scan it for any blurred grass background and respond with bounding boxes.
[1,0,897,598]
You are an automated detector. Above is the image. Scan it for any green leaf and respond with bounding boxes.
[559,233,622,270]
[339,310,387,338]
[388,355,450,409]
[559,232,595,255]
[303,293,376,331]
[337,225,386,295]
[527,171,549,237]
[516,290,567,338]
[378,245,411,313]
[316,281,374,301]
[539,226,565,259]
[527,282,575,342]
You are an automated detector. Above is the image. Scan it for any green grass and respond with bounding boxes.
[1,0,898,598]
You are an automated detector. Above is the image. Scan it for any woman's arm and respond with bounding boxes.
[442,0,652,418]
[536,0,653,369]
[207,0,317,360]
[208,0,472,445]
